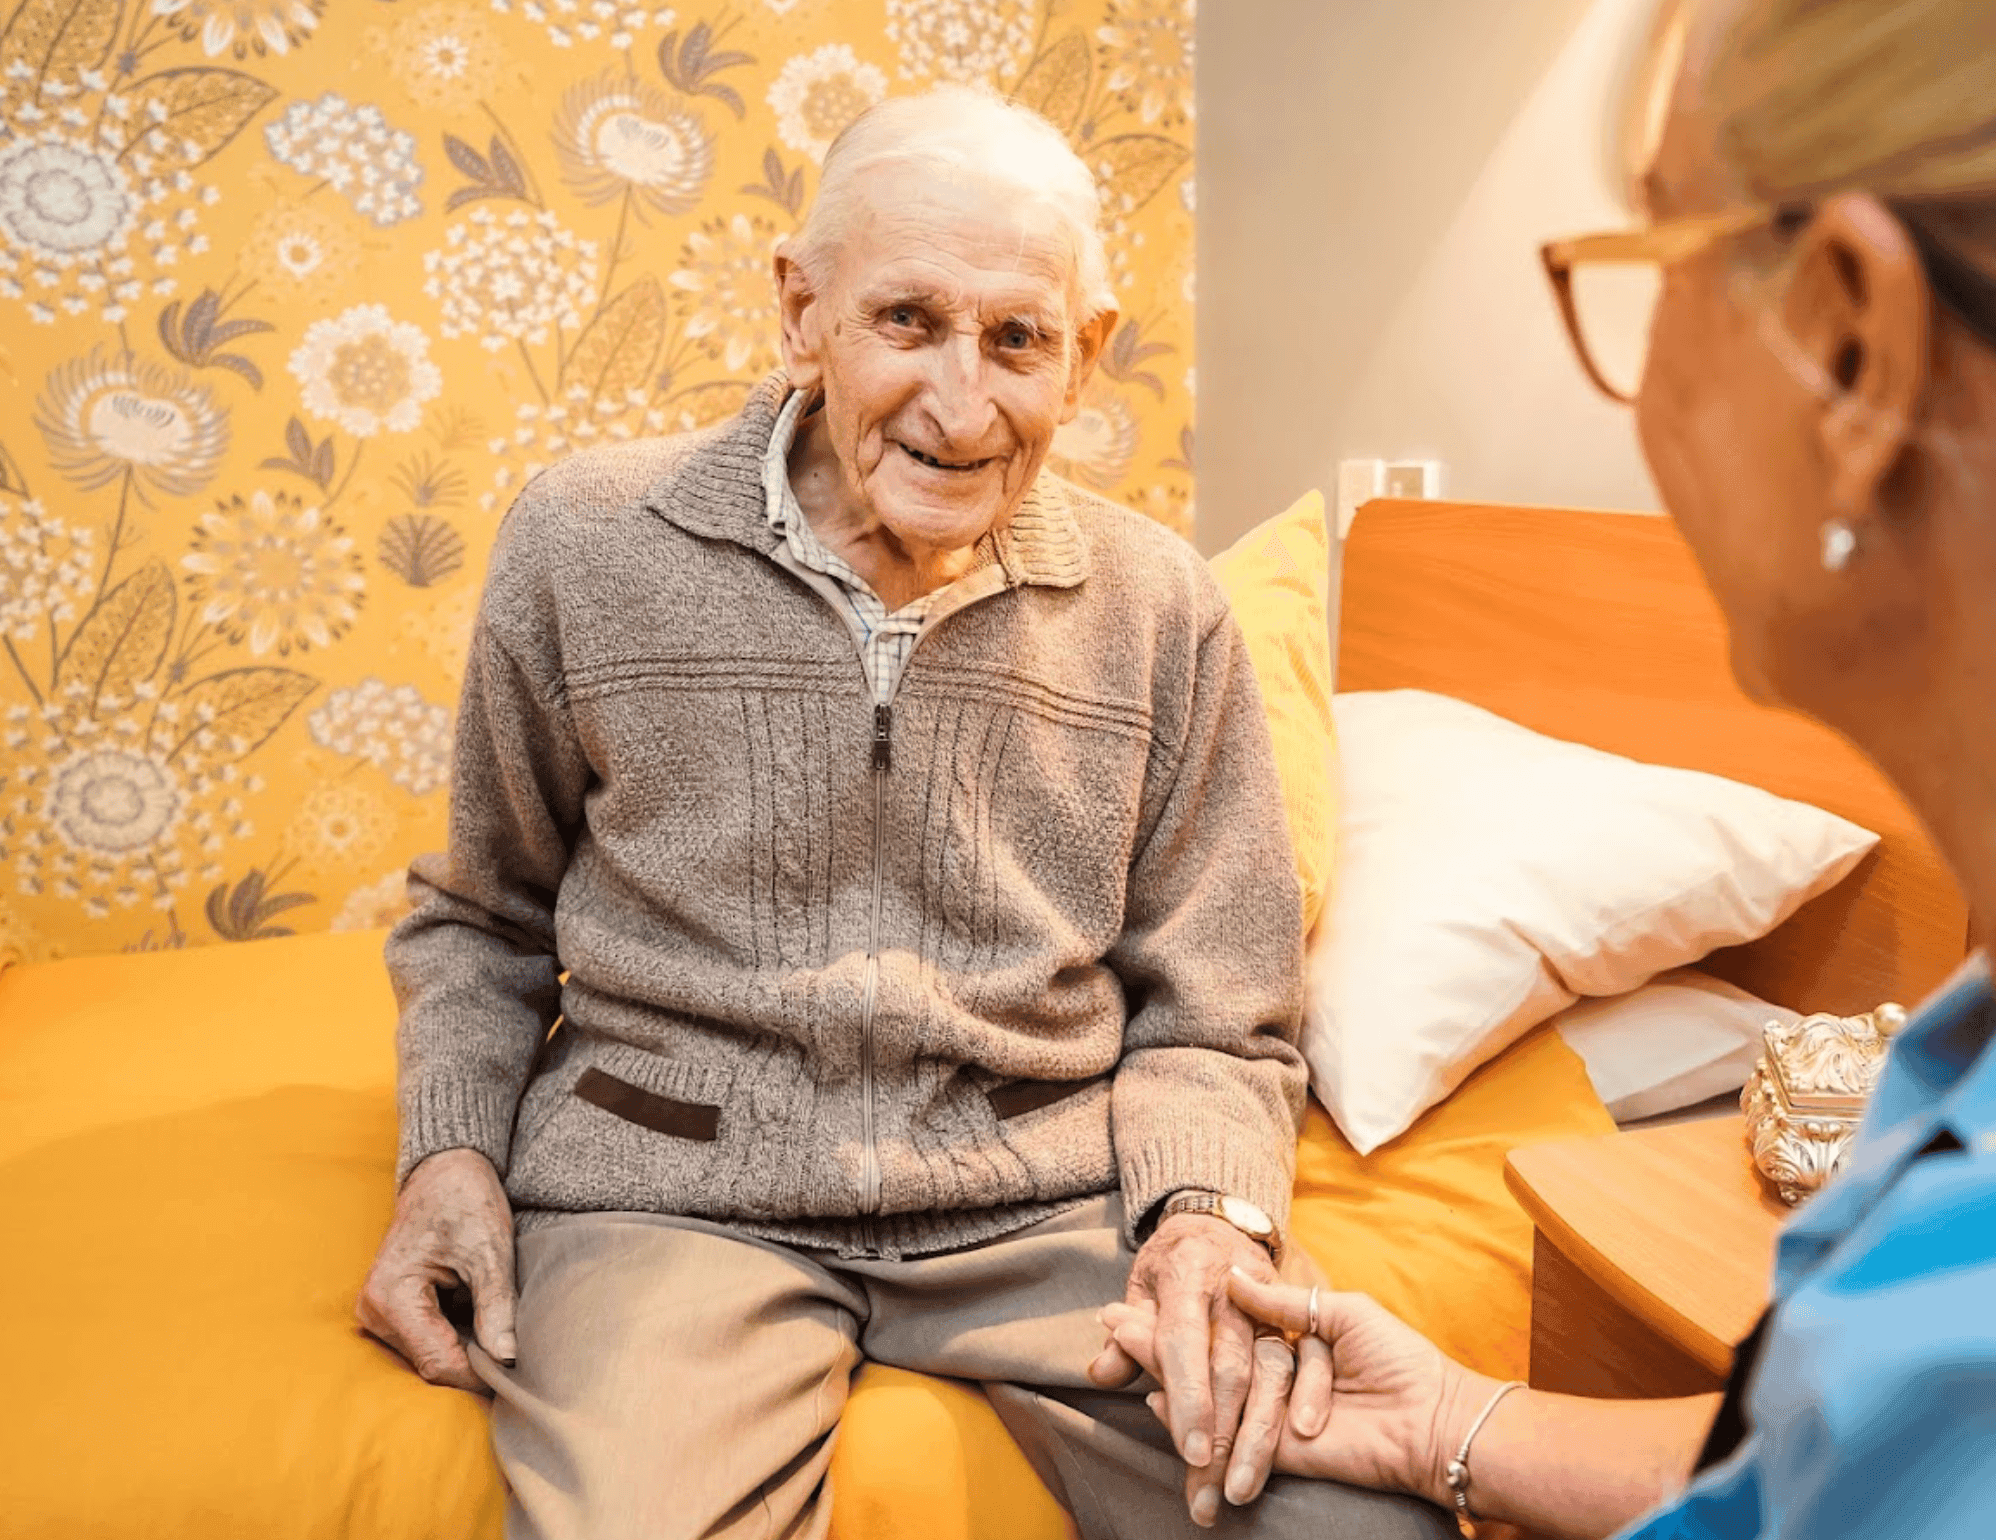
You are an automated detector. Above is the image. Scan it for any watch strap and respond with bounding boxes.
[1160,1190,1222,1223]
[1156,1189,1282,1263]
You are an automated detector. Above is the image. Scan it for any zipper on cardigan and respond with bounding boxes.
[760,540,1005,1258]
[857,703,892,1249]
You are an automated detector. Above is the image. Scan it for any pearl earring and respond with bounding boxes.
[1820,519,1858,573]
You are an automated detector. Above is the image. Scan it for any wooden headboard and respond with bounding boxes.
[1337,499,1967,1015]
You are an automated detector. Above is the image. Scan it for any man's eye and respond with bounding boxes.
[1000,326,1035,349]
[887,306,920,328]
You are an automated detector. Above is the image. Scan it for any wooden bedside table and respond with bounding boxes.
[1504,1114,1790,1399]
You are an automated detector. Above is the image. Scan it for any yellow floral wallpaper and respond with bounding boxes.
[0,0,1196,964]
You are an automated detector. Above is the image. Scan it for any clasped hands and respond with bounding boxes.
[1087,1214,1303,1525]
[1092,1219,1485,1525]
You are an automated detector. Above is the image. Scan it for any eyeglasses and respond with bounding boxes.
[1540,206,1773,404]
[1544,201,1996,405]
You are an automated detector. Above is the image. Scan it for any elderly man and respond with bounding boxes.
[357,86,1452,1540]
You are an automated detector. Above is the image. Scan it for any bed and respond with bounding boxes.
[0,498,1965,1540]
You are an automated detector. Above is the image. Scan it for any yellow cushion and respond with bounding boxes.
[1208,490,1338,939]
[0,928,1075,1540]
[0,1085,505,1538]
[1290,1022,1617,1379]
[0,927,398,1165]
[832,1368,1077,1540]
[0,924,1608,1535]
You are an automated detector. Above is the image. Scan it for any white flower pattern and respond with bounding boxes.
[36,348,231,499]
[182,489,368,657]
[668,212,780,373]
[329,867,413,931]
[884,0,1035,83]
[285,780,395,864]
[289,305,444,438]
[383,0,511,111]
[308,678,454,795]
[50,748,183,854]
[0,138,138,261]
[488,0,676,51]
[234,199,361,303]
[264,94,425,227]
[2,697,261,917]
[0,128,213,324]
[0,497,96,642]
[424,207,599,351]
[1052,390,1139,490]
[553,71,715,214]
[767,44,888,162]
[150,0,326,58]
[1096,0,1194,128]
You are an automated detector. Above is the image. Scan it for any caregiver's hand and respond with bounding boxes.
[1106,1267,1495,1508]
[356,1147,518,1393]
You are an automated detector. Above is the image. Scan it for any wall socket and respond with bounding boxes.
[1383,459,1442,501]
[1336,458,1443,537]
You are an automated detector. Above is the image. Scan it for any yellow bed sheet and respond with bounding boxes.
[0,928,1611,1538]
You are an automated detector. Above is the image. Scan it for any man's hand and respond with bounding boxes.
[355,1147,518,1393]
[1087,1213,1289,1527]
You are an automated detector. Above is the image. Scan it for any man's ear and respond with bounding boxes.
[1060,307,1119,425]
[775,248,825,393]
[1782,192,1931,521]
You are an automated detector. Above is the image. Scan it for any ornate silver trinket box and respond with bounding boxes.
[1741,1001,1906,1205]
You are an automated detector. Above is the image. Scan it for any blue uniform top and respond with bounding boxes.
[1620,956,1996,1539]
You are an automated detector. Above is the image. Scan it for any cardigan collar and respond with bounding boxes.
[642,372,1090,591]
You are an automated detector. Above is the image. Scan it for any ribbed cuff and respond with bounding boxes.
[1120,1123,1295,1251]
[396,1076,524,1187]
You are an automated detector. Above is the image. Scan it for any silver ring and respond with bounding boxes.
[1307,1285,1320,1338]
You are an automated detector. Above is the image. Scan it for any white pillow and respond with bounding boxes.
[1554,969,1799,1124]
[1306,690,1878,1153]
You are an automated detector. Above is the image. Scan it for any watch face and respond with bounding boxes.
[1216,1195,1273,1237]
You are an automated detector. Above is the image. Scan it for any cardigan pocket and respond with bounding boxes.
[574,1067,720,1141]
[504,1043,741,1214]
[986,1073,1112,1122]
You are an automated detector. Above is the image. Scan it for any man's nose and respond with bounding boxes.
[925,331,999,445]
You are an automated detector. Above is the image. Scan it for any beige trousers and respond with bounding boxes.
[471,1197,1456,1540]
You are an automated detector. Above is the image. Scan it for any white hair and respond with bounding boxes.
[786,85,1116,322]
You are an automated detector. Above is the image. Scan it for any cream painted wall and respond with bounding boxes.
[1196,0,1664,556]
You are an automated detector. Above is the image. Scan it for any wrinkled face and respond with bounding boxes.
[778,163,1108,554]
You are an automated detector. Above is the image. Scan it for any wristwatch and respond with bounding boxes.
[1154,1189,1284,1265]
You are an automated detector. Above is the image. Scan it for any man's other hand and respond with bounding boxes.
[356,1147,517,1393]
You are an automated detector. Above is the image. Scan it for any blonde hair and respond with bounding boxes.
[1627,0,1996,208]
[785,85,1115,321]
